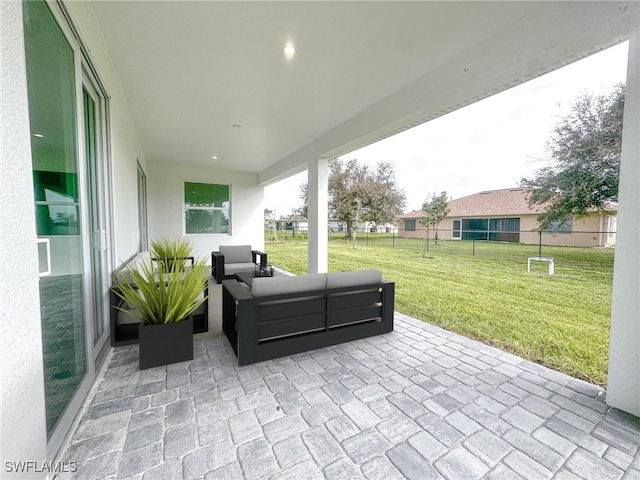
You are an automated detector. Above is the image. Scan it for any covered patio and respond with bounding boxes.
[1,1,639,476]
[59,313,640,479]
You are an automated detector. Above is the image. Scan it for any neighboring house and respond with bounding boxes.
[328,219,398,234]
[275,215,308,234]
[399,188,617,247]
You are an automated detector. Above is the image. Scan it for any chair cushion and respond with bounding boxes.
[224,262,256,274]
[252,273,327,297]
[324,269,382,289]
[220,245,252,264]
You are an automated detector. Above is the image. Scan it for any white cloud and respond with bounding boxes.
[265,42,628,215]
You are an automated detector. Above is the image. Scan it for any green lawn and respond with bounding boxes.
[265,234,614,386]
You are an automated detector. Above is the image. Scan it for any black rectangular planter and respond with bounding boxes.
[110,284,209,347]
[138,318,194,369]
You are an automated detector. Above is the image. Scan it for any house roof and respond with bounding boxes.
[277,215,307,223]
[400,188,617,218]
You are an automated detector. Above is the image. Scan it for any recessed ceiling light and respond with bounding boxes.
[32,133,44,138]
[232,124,242,129]
[283,45,296,56]
[212,156,218,160]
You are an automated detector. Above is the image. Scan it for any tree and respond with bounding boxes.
[301,158,406,238]
[419,191,450,254]
[298,183,309,219]
[520,84,624,228]
[264,208,277,241]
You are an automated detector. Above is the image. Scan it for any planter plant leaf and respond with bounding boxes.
[112,237,209,325]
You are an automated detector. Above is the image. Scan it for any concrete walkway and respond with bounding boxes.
[57,313,640,480]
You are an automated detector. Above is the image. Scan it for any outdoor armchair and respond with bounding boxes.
[211,244,267,283]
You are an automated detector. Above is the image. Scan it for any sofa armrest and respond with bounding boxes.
[252,250,268,268]
[211,251,227,283]
[222,278,253,301]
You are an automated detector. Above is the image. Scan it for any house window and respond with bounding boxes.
[461,218,488,240]
[184,182,230,234]
[137,163,148,250]
[547,217,572,234]
[461,218,521,242]
[405,219,416,231]
[488,218,520,242]
[489,218,520,232]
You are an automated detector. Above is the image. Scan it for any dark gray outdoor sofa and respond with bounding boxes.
[222,269,394,365]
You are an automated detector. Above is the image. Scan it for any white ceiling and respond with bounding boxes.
[89,1,633,185]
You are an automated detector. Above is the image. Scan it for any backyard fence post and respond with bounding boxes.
[539,231,542,257]
[393,229,395,248]
[366,228,369,246]
[473,238,476,256]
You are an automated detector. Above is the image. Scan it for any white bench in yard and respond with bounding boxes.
[528,256,554,275]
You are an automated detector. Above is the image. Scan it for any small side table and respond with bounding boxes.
[234,266,274,287]
[255,264,274,278]
[528,257,554,275]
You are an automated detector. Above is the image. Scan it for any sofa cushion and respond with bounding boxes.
[325,269,382,289]
[252,273,327,297]
[115,251,153,285]
[117,309,140,326]
[117,290,205,326]
[220,245,252,264]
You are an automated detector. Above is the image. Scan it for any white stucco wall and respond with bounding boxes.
[147,163,264,263]
[0,1,48,477]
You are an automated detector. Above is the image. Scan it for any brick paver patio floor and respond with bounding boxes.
[58,313,640,480]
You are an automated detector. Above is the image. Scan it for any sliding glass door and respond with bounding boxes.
[83,83,110,354]
[24,0,110,456]
[25,0,89,438]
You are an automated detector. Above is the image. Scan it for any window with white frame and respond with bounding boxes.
[547,217,573,234]
[184,182,230,234]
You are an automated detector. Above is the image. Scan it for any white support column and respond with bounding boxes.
[307,158,328,274]
[607,10,640,417]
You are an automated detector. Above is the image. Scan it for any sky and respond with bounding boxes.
[265,42,629,217]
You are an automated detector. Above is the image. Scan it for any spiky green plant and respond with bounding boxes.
[150,236,195,271]
[112,238,209,325]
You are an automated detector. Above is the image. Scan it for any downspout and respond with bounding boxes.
[598,212,603,247]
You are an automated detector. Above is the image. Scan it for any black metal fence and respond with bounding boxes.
[334,228,616,271]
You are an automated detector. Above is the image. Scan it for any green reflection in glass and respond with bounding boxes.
[185,182,229,207]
